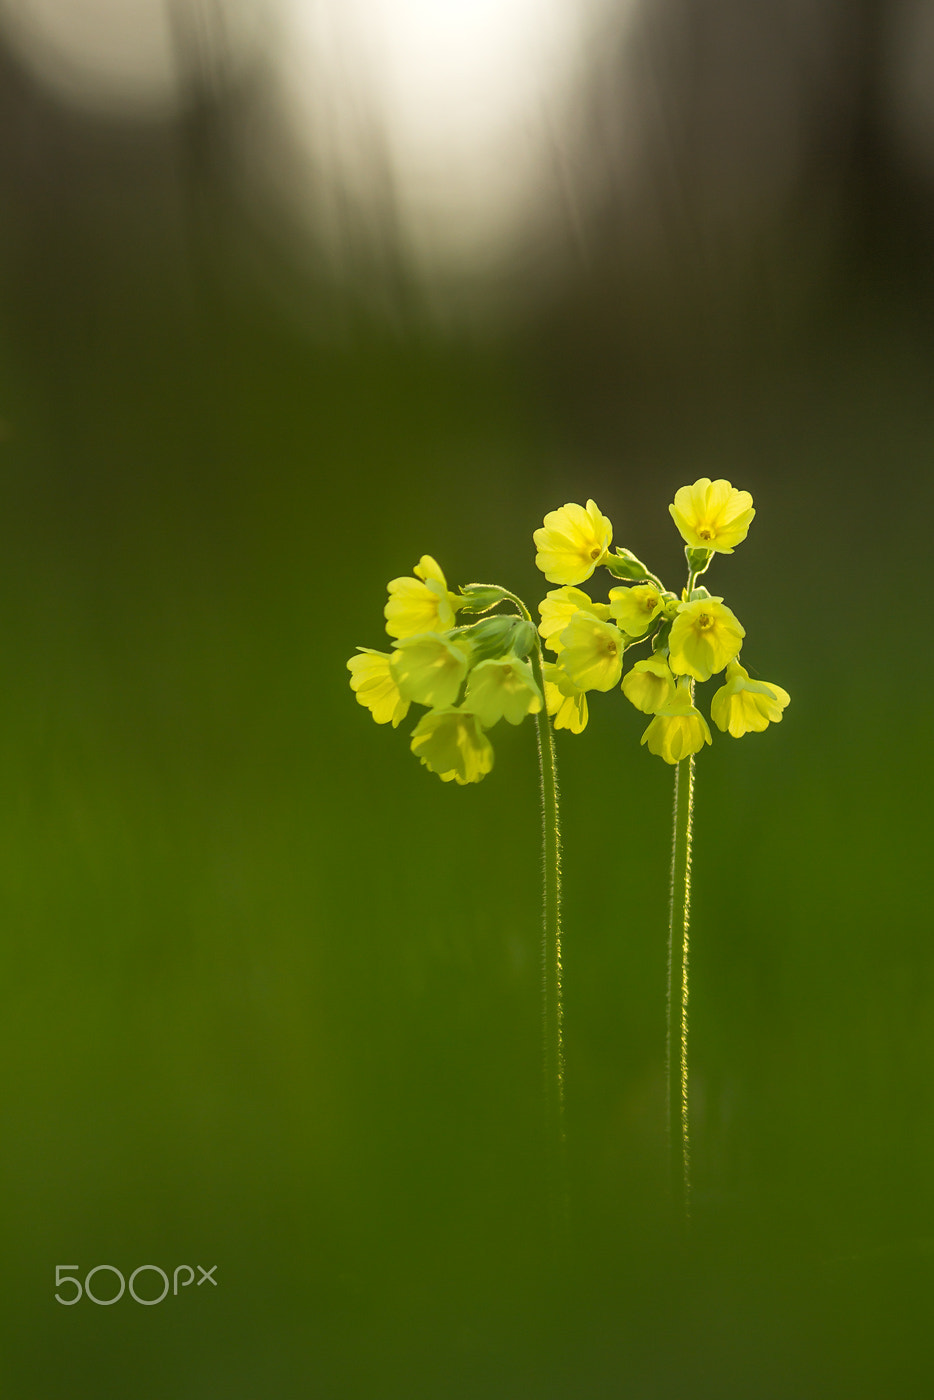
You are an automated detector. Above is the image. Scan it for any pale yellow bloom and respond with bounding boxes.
[537,587,610,653]
[390,632,469,709]
[347,648,411,727]
[641,680,712,764]
[534,500,613,585]
[621,654,677,714]
[669,478,755,553]
[608,584,664,637]
[410,709,494,784]
[464,659,542,727]
[384,555,457,639]
[669,597,745,682]
[711,661,790,737]
[543,662,589,734]
[557,614,625,692]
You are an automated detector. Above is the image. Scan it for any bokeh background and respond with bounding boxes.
[2,1,934,1394]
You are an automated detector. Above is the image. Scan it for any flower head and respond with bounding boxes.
[641,679,712,764]
[621,654,677,714]
[669,596,744,682]
[669,478,755,554]
[543,662,589,734]
[557,614,625,692]
[608,584,665,637]
[410,709,494,784]
[711,661,790,737]
[390,632,470,709]
[534,500,613,585]
[537,587,610,653]
[347,648,411,727]
[464,658,542,728]
[384,555,458,639]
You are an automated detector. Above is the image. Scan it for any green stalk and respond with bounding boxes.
[528,642,565,1185]
[501,589,566,1234]
[667,750,695,1219]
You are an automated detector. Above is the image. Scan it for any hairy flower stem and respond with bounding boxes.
[667,749,695,1221]
[529,642,566,1228]
[503,591,566,1239]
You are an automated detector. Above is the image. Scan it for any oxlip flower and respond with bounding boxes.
[538,587,610,653]
[534,500,613,586]
[409,709,494,785]
[608,584,665,637]
[390,632,470,709]
[384,555,458,639]
[669,596,744,682]
[669,478,755,554]
[465,658,543,727]
[557,614,625,692]
[621,654,677,714]
[347,648,411,727]
[711,660,790,737]
[542,662,589,734]
[641,679,712,764]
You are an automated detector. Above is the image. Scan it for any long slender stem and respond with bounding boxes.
[667,750,695,1219]
[526,640,566,1234]
[477,590,566,1235]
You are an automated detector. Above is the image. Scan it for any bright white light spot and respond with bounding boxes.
[273,0,617,272]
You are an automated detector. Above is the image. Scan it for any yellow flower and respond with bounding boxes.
[534,500,613,585]
[608,584,665,637]
[669,596,745,682]
[390,633,469,709]
[711,661,790,738]
[557,614,625,692]
[347,648,411,727]
[537,587,610,653]
[464,659,542,727]
[384,555,458,639]
[621,654,677,714]
[669,478,755,554]
[543,662,588,734]
[641,680,712,764]
[410,709,494,784]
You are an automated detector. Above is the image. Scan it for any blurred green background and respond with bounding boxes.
[2,2,934,1395]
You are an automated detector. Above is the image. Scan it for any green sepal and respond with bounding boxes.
[685,546,713,576]
[604,549,659,584]
[507,620,537,659]
[688,584,712,602]
[651,621,672,655]
[457,584,510,614]
[463,614,530,661]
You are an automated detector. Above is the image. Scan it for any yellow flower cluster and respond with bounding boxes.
[348,557,543,784]
[348,481,788,780]
[535,482,789,764]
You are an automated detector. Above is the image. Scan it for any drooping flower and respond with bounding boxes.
[537,587,610,653]
[641,679,712,764]
[557,614,625,692]
[410,709,494,784]
[710,661,790,737]
[384,556,458,639]
[347,648,411,727]
[464,658,542,728]
[669,478,755,554]
[542,662,589,734]
[390,632,470,709]
[608,584,665,637]
[669,596,745,682]
[621,654,677,714]
[534,500,613,586]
